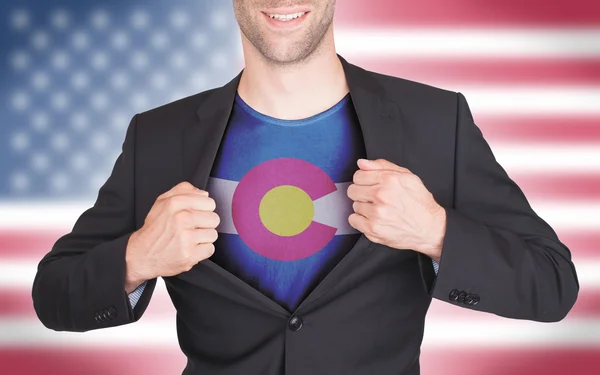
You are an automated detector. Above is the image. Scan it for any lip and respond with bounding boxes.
[261,10,310,29]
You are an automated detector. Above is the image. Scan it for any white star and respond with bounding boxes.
[50,172,69,192]
[10,50,30,70]
[110,71,129,90]
[91,51,110,70]
[31,152,50,171]
[211,11,229,29]
[11,91,30,111]
[131,50,149,70]
[11,9,30,31]
[170,9,189,29]
[111,30,129,50]
[71,71,90,90]
[31,70,51,91]
[11,132,30,152]
[51,91,69,111]
[70,152,90,171]
[51,132,69,151]
[71,30,90,50]
[190,31,208,50]
[131,9,150,30]
[31,30,50,50]
[70,112,89,131]
[91,9,110,30]
[51,9,70,30]
[51,50,70,70]
[31,112,50,132]
[151,31,169,50]
[11,172,30,192]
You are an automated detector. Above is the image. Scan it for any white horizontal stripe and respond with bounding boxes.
[1,316,600,348]
[3,257,598,290]
[456,86,600,116]
[336,28,600,58]
[2,199,599,230]
[206,176,237,233]
[312,182,359,234]
[492,144,600,173]
[188,177,358,235]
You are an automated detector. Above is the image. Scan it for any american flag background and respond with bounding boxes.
[1,0,599,374]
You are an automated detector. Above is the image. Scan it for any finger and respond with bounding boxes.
[192,227,219,243]
[176,210,220,229]
[348,212,369,232]
[159,181,209,200]
[352,201,376,219]
[347,184,375,203]
[191,243,216,263]
[166,195,217,216]
[358,158,411,174]
[353,169,381,186]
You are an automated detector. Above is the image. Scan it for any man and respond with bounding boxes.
[32,1,579,374]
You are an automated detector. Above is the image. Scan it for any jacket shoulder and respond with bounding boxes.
[366,68,458,109]
[135,87,218,126]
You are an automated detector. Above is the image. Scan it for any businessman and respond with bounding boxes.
[32,1,579,374]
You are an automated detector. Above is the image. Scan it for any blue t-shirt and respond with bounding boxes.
[205,92,367,312]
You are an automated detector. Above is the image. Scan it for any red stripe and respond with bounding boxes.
[0,227,598,258]
[357,59,600,85]
[3,284,598,318]
[421,349,600,375]
[476,117,600,144]
[0,348,598,375]
[510,173,600,201]
[337,0,600,26]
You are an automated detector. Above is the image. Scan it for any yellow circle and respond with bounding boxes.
[259,185,314,236]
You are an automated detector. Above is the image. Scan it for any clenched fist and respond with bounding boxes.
[124,181,220,293]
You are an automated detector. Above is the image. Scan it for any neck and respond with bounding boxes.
[236,31,349,120]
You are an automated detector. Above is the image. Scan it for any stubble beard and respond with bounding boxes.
[235,1,335,67]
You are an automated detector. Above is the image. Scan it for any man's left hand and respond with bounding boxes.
[347,158,447,262]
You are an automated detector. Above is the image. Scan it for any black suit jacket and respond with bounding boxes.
[32,54,579,375]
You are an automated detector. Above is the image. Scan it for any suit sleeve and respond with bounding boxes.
[31,114,157,332]
[429,92,579,322]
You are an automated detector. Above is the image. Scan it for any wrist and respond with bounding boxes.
[419,206,446,262]
[125,231,150,293]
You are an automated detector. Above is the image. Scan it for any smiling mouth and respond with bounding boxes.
[263,11,308,21]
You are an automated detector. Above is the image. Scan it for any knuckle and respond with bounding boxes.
[174,210,191,226]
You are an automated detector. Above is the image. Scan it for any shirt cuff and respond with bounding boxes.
[127,281,147,309]
[432,259,439,275]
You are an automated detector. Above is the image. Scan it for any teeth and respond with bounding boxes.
[267,11,306,21]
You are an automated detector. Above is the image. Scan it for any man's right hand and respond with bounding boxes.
[124,181,220,293]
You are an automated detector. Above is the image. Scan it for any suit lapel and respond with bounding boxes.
[182,54,407,315]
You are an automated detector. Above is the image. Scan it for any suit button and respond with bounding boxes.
[102,311,109,320]
[457,291,467,303]
[448,289,459,302]
[107,307,116,319]
[465,294,474,305]
[94,314,102,322]
[288,316,303,332]
[472,294,480,305]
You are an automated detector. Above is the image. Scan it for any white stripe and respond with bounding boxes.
[1,199,599,230]
[1,317,599,348]
[206,177,358,235]
[3,257,598,290]
[492,144,600,173]
[206,176,237,233]
[313,182,359,234]
[336,28,600,58]
[456,86,600,116]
